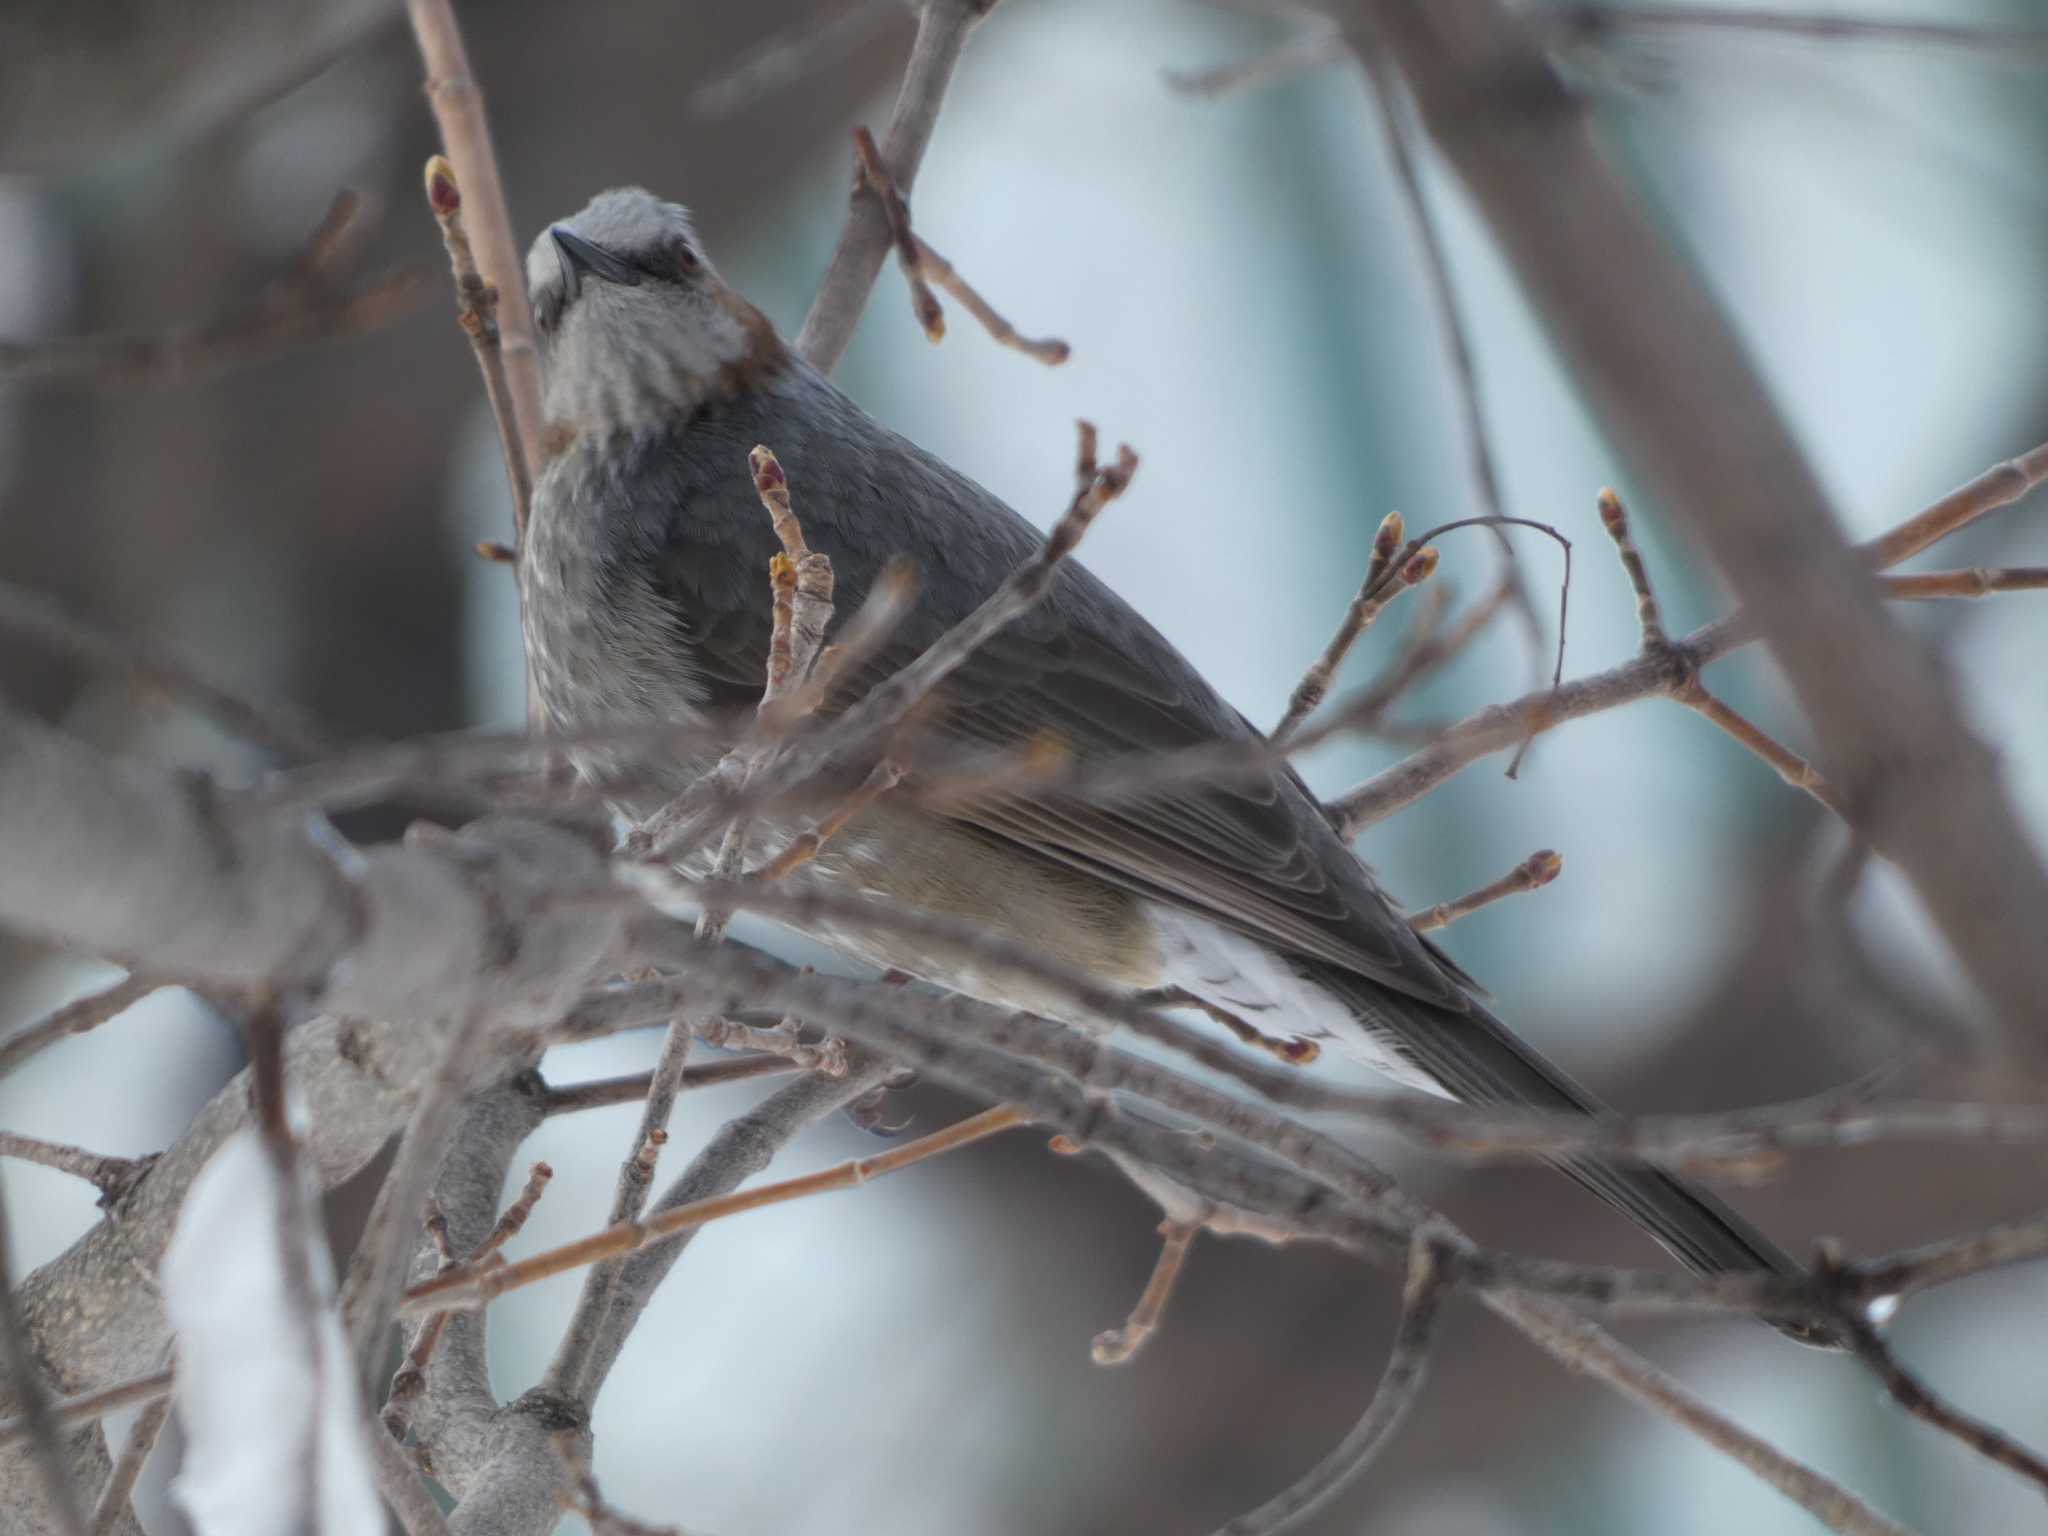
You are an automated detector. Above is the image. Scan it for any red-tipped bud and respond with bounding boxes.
[1373,510,1405,557]
[750,444,787,492]
[1596,487,1626,535]
[1525,849,1563,886]
[424,155,460,216]
[1400,547,1440,585]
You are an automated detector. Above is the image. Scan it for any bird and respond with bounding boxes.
[519,187,1828,1340]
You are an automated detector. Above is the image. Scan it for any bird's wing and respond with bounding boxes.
[643,380,1471,1014]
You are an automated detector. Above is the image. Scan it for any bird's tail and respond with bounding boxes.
[1305,962,1834,1346]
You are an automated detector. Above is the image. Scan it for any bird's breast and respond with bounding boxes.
[521,460,720,798]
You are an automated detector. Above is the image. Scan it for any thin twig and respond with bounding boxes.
[0,975,163,1082]
[850,123,1070,363]
[1091,1222,1199,1365]
[1357,45,1551,770]
[1882,567,2048,600]
[797,0,1002,371]
[1598,485,1843,814]
[0,1373,175,1449]
[852,124,944,340]
[0,1133,146,1202]
[1407,848,1561,932]
[1484,1292,1911,1536]
[553,1430,680,1536]
[0,1376,174,1449]
[405,0,544,496]
[1274,514,1432,739]
[538,1055,808,1115]
[421,155,533,544]
[914,234,1071,364]
[1211,1232,1447,1535]
[87,1394,170,1536]
[1330,440,2048,835]
[404,1105,1028,1316]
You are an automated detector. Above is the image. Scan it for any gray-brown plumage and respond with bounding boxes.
[521,188,1828,1339]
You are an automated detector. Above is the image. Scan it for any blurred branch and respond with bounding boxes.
[1339,0,2048,1063]
[0,975,160,1082]
[692,0,909,118]
[1354,45,1549,753]
[1482,1292,1912,1536]
[1538,5,2048,59]
[1826,1279,2048,1501]
[405,0,544,495]
[0,1133,146,1203]
[798,0,1003,372]
[1206,1233,1445,1536]
[0,1375,174,1450]
[86,1395,168,1536]
[0,579,341,762]
[0,189,424,386]
[1330,440,2048,835]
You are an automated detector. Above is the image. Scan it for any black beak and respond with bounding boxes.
[551,227,644,303]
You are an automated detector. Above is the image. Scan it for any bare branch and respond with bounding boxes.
[1273,514,1432,740]
[0,1133,146,1203]
[1091,1222,1199,1366]
[1342,0,2048,1060]
[798,0,1002,371]
[422,155,533,545]
[408,1104,1027,1316]
[692,0,906,119]
[1408,848,1561,932]
[1208,1232,1446,1535]
[851,122,1070,364]
[0,190,425,386]
[405,0,544,496]
[1330,440,2048,835]
[86,1395,169,1536]
[1539,5,2048,59]
[539,1056,807,1115]
[0,579,339,762]
[0,975,162,1083]
[1166,21,1344,98]
[1484,1292,1912,1536]
[0,1376,174,1451]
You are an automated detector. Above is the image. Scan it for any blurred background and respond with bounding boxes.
[4,1,2048,1531]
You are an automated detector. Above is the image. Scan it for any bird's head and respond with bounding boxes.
[527,187,785,443]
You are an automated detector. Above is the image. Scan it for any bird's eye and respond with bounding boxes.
[669,239,702,279]
[533,284,564,333]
